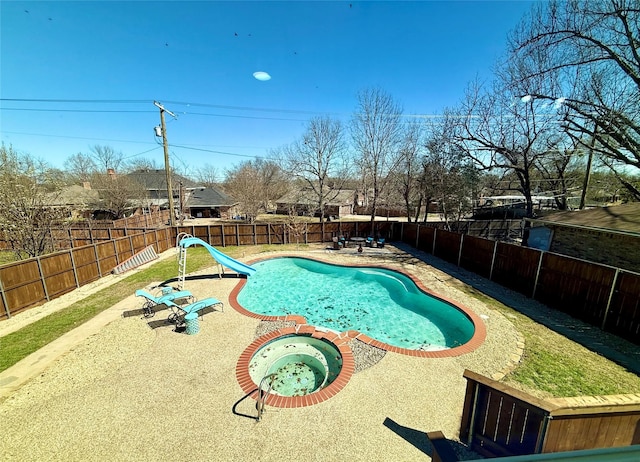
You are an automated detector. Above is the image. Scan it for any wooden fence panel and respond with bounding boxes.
[0,260,47,315]
[492,243,541,296]
[433,229,461,264]
[130,234,147,254]
[114,238,133,262]
[72,246,101,285]
[416,225,435,253]
[535,254,616,325]
[605,271,640,343]
[39,252,76,299]
[95,241,117,275]
[460,235,495,279]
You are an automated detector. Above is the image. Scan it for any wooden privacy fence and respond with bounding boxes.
[0,228,173,320]
[174,220,395,247]
[0,221,394,321]
[397,223,640,345]
[459,370,640,458]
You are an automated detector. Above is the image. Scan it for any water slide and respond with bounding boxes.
[178,237,257,276]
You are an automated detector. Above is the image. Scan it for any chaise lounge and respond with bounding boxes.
[135,288,194,318]
[165,297,224,326]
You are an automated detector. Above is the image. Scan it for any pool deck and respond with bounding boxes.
[0,244,524,461]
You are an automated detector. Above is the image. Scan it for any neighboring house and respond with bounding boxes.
[125,169,197,210]
[187,186,237,219]
[525,203,640,273]
[275,188,355,218]
[47,183,101,219]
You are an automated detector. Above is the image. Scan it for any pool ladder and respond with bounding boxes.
[256,373,277,421]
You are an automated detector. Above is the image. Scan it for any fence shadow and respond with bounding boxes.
[393,242,640,375]
[382,417,432,456]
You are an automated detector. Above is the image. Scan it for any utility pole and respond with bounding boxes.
[154,101,177,227]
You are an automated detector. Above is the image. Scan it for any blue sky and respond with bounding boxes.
[1,1,536,179]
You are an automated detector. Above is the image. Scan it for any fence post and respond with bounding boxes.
[268,224,272,245]
[93,243,102,278]
[114,240,120,264]
[601,268,621,331]
[253,223,257,245]
[69,249,80,289]
[458,234,464,267]
[489,240,498,281]
[432,228,437,255]
[0,276,11,318]
[415,224,420,248]
[236,224,240,247]
[36,256,51,302]
[221,224,226,247]
[128,235,134,256]
[531,251,544,299]
[400,222,404,242]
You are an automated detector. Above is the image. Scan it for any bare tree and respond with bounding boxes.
[508,0,640,198]
[89,145,126,173]
[277,116,350,222]
[0,144,71,259]
[89,171,148,219]
[350,88,404,227]
[125,157,160,173]
[194,163,220,188]
[394,121,424,222]
[457,80,563,217]
[64,152,98,183]
[224,159,288,222]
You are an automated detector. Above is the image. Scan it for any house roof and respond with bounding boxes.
[276,188,355,206]
[528,203,640,235]
[125,169,199,191]
[187,187,236,207]
[47,184,100,207]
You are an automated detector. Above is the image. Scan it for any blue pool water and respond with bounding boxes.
[236,257,475,350]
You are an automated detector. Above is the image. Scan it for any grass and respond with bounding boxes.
[1,242,639,399]
[458,285,640,398]
[0,244,308,373]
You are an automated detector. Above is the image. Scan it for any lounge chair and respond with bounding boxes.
[377,238,385,248]
[366,237,374,247]
[135,288,194,318]
[165,297,224,325]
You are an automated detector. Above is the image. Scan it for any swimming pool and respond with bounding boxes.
[235,257,477,351]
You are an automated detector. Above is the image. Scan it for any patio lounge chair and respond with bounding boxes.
[377,238,385,248]
[135,288,194,318]
[165,297,224,325]
[366,237,374,247]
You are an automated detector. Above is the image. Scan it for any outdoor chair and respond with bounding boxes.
[366,237,374,247]
[377,238,385,248]
[165,297,224,326]
[135,288,194,318]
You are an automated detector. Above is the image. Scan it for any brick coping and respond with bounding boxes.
[231,254,487,407]
[235,326,355,408]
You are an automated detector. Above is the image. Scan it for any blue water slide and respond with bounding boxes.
[178,237,257,276]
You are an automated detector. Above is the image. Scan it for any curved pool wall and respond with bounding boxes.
[248,334,342,397]
[236,326,355,408]
[230,255,486,359]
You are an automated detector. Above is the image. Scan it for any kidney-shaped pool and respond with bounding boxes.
[234,257,481,351]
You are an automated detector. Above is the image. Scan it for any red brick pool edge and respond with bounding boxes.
[231,254,487,408]
[235,325,356,408]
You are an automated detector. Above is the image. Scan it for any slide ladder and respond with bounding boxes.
[177,245,188,290]
[176,233,192,290]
